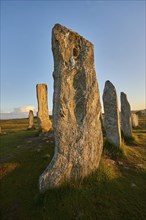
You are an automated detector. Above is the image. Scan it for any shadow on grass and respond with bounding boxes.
[1,129,146,220]
[35,166,146,220]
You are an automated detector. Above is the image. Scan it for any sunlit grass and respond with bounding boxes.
[0,117,146,220]
[0,162,19,179]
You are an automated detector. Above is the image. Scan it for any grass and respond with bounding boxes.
[122,132,146,148]
[0,117,146,220]
[103,139,128,160]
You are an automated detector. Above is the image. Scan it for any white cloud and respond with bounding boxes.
[14,105,36,113]
[0,105,53,120]
[0,105,37,119]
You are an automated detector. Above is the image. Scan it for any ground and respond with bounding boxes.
[0,117,146,220]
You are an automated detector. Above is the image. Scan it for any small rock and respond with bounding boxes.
[43,154,50,160]
[27,140,32,143]
[124,166,130,170]
[46,140,49,143]
[106,159,115,166]
[131,183,137,188]
[117,161,124,166]
[37,149,41,152]
[17,145,22,149]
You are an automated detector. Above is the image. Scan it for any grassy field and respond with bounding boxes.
[0,117,146,220]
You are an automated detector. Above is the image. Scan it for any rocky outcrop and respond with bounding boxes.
[39,24,103,191]
[28,110,34,129]
[131,113,139,128]
[36,84,52,132]
[121,92,132,137]
[103,81,121,147]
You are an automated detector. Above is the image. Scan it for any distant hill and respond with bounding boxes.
[102,109,146,116]
[131,109,146,116]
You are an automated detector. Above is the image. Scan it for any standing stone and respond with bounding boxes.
[36,84,52,132]
[103,80,121,147]
[28,110,34,129]
[36,111,41,129]
[39,24,103,191]
[121,92,132,137]
[131,113,139,128]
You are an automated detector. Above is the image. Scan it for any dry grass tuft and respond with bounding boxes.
[0,162,19,179]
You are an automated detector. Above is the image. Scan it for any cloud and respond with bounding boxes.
[0,105,37,120]
[1,105,52,120]
[14,105,36,113]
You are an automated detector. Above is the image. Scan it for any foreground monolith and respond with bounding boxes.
[39,24,103,191]
[36,84,52,132]
[131,113,139,128]
[28,110,34,129]
[121,92,132,137]
[103,80,121,147]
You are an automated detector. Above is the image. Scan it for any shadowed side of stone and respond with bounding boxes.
[39,24,103,191]
[103,80,121,147]
[121,92,132,137]
[36,84,52,132]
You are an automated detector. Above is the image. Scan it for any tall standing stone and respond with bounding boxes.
[39,24,103,191]
[103,81,121,147]
[36,112,40,129]
[28,110,34,129]
[121,92,132,137]
[36,84,52,132]
[131,113,139,128]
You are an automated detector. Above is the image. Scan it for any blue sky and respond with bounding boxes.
[1,0,145,118]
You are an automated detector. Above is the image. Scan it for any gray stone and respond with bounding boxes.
[106,158,116,166]
[131,113,139,128]
[131,183,137,188]
[28,110,34,129]
[117,161,124,166]
[39,24,103,191]
[36,84,52,132]
[121,92,132,137]
[103,81,121,147]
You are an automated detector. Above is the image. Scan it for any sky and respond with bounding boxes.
[0,0,145,119]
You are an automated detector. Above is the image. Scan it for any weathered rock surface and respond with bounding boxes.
[36,84,52,132]
[28,110,34,129]
[131,113,139,128]
[103,80,121,147]
[121,92,132,137]
[36,111,40,129]
[39,24,103,191]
